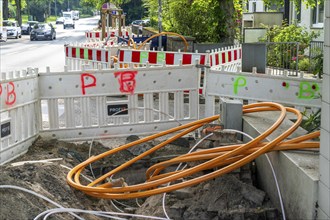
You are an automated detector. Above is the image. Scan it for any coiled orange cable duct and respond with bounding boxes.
[67,102,319,200]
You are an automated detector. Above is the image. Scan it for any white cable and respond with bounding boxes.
[39,207,170,220]
[88,106,182,179]
[110,107,182,125]
[87,106,183,215]
[41,208,124,220]
[222,129,286,220]
[61,165,125,213]
[60,164,94,182]
[110,200,125,213]
[162,133,214,219]
[135,197,143,207]
[0,185,83,220]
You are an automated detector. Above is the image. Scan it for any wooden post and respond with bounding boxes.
[101,9,106,40]
[118,10,122,37]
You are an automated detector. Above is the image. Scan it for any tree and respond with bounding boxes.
[78,0,323,43]
[142,0,241,43]
[15,0,22,25]
[27,0,47,21]
[3,0,9,20]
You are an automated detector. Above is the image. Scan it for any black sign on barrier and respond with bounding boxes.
[1,121,11,138]
[107,104,128,116]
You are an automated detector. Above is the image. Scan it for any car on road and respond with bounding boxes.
[2,20,22,39]
[56,17,65,24]
[131,19,150,27]
[30,23,56,41]
[21,21,39,35]
[142,19,150,26]
[63,17,75,29]
[131,20,143,26]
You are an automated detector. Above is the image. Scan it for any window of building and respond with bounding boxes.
[296,0,301,22]
[312,0,324,28]
[252,2,257,12]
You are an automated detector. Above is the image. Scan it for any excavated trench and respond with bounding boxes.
[0,131,280,220]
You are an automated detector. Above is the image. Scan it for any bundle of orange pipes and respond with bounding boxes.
[67,102,319,200]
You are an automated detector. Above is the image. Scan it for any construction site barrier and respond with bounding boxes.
[204,68,322,117]
[0,62,322,165]
[0,68,40,164]
[64,43,152,71]
[85,29,132,41]
[0,64,201,164]
[117,49,208,66]
[65,44,113,71]
[209,45,242,71]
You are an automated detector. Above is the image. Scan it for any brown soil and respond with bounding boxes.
[0,136,280,220]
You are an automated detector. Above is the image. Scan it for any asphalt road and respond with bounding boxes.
[0,16,100,73]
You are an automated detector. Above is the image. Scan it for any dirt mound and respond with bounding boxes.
[0,136,280,220]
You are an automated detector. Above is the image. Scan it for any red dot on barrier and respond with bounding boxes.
[312,85,316,90]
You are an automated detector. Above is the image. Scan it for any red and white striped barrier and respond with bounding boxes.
[65,45,113,70]
[65,45,110,63]
[118,49,208,66]
[209,45,242,68]
[80,39,117,48]
[85,29,131,41]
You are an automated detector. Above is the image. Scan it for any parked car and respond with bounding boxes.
[63,17,75,29]
[142,19,150,26]
[131,20,143,26]
[56,17,65,24]
[2,20,22,39]
[30,23,56,41]
[21,21,39,35]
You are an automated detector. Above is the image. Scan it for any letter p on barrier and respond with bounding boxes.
[81,73,97,95]
[234,77,246,95]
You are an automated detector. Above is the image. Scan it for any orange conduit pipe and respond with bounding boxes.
[137,32,189,52]
[127,38,137,49]
[67,102,320,200]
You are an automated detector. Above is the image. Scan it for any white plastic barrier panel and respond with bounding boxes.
[0,69,40,164]
[118,49,208,66]
[204,69,322,117]
[38,64,200,141]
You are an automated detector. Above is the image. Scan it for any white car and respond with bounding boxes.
[3,20,22,39]
[63,17,75,29]
[56,17,65,24]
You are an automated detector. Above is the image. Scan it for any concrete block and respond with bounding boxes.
[318,181,330,217]
[318,207,330,220]
[322,74,330,104]
[320,129,330,160]
[243,112,319,220]
[319,155,330,187]
[321,102,330,132]
[220,98,243,131]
